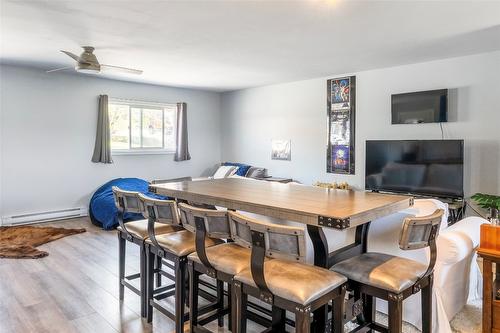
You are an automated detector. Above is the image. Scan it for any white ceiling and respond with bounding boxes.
[1,0,500,92]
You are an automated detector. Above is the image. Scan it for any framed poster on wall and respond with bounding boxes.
[327,76,356,174]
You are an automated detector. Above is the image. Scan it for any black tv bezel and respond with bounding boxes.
[391,88,448,124]
[365,139,464,200]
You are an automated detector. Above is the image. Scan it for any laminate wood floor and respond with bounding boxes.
[0,217,263,333]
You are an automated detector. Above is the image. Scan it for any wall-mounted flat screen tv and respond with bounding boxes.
[391,89,448,124]
[365,140,464,199]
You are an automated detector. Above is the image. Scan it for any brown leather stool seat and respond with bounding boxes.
[235,260,347,305]
[146,229,223,257]
[188,243,252,276]
[331,252,428,294]
[118,220,182,239]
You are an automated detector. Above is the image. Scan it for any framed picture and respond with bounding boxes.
[271,139,291,161]
[329,112,350,146]
[330,78,351,110]
[327,76,356,174]
[331,145,350,173]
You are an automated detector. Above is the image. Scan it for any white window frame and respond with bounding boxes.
[109,98,177,155]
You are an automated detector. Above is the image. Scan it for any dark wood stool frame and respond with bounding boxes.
[188,255,231,333]
[143,197,224,333]
[229,212,347,333]
[145,242,220,330]
[114,187,151,318]
[188,217,281,332]
[179,203,233,333]
[332,209,444,333]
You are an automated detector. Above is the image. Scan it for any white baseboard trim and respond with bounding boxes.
[1,207,88,226]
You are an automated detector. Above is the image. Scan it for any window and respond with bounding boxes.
[108,99,177,154]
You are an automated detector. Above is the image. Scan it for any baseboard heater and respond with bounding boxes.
[1,207,88,226]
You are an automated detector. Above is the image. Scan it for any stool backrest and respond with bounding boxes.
[399,209,444,250]
[137,194,180,225]
[178,203,230,239]
[228,211,306,263]
[112,186,142,214]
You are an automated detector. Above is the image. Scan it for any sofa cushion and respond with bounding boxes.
[222,162,252,177]
[213,165,238,179]
[410,199,449,230]
[245,166,268,178]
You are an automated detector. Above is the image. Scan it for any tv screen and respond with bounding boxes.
[365,140,464,199]
[392,89,448,124]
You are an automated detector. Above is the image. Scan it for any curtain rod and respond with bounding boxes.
[108,97,180,107]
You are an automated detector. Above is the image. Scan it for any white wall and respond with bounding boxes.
[0,65,221,218]
[221,51,500,196]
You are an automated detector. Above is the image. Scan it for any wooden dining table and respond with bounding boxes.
[149,178,413,332]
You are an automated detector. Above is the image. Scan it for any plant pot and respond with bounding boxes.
[490,208,499,225]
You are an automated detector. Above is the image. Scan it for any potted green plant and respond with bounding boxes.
[471,193,500,222]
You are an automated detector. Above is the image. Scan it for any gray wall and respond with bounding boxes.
[0,65,221,217]
[221,51,500,196]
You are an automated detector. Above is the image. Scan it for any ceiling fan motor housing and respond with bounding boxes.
[76,46,101,72]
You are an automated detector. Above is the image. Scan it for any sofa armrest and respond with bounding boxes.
[436,231,474,265]
[444,216,490,248]
[436,216,490,265]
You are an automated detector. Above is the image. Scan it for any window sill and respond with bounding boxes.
[112,150,175,156]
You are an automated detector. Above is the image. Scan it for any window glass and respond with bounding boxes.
[109,104,130,150]
[142,108,163,148]
[108,100,176,153]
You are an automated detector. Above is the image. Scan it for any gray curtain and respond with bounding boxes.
[174,102,191,161]
[91,95,113,163]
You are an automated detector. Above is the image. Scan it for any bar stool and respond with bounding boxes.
[230,211,348,333]
[113,186,181,317]
[330,209,444,333]
[184,204,255,333]
[141,195,224,333]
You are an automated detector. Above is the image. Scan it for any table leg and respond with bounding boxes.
[307,225,329,267]
[329,223,370,266]
[307,225,329,332]
[307,223,372,332]
[484,258,492,333]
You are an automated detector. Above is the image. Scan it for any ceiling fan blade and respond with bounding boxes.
[101,64,143,75]
[61,50,88,64]
[46,66,73,73]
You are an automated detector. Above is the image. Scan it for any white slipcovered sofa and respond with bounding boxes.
[240,194,487,332]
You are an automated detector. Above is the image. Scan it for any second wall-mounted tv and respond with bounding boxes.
[392,89,448,124]
[365,140,464,199]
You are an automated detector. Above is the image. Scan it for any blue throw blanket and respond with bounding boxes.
[89,178,167,230]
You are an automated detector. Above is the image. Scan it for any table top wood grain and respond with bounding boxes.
[150,178,413,229]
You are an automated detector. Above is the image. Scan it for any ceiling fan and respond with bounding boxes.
[47,46,143,75]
